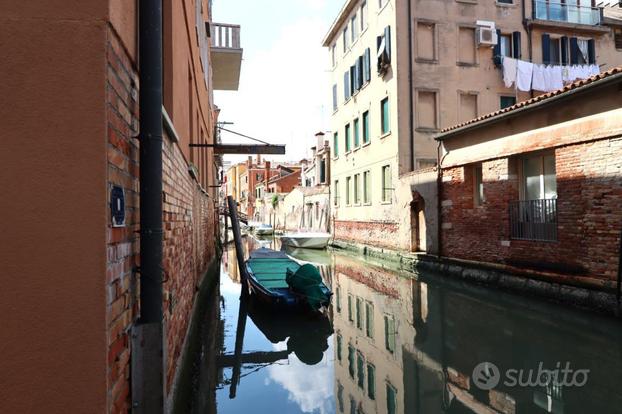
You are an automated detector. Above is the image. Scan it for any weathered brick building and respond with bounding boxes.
[1,0,241,412]
[435,67,622,305]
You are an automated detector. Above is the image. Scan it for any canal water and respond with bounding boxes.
[184,235,622,414]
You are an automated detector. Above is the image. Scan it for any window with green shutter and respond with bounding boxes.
[382,165,392,203]
[362,111,370,144]
[347,293,353,321]
[384,314,396,352]
[337,382,344,412]
[381,97,390,134]
[348,345,355,378]
[337,334,342,362]
[354,118,360,147]
[346,177,352,206]
[365,301,374,338]
[354,174,361,205]
[334,180,340,207]
[356,296,363,329]
[367,363,376,400]
[333,132,339,157]
[335,286,341,311]
[386,383,397,414]
[356,351,365,389]
[345,124,351,152]
[363,171,371,205]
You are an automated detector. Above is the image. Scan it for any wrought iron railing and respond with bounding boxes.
[534,0,602,26]
[509,199,557,241]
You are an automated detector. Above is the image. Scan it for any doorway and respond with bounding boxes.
[410,194,426,252]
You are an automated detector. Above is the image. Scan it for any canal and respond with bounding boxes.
[180,236,622,414]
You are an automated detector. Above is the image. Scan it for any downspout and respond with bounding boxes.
[134,0,164,412]
[617,225,621,306]
[522,0,534,99]
[407,0,415,172]
[436,141,443,258]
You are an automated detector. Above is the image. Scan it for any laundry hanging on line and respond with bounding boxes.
[501,57,600,93]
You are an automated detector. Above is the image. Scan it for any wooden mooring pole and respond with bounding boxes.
[227,196,249,293]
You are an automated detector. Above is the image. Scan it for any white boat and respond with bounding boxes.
[254,224,274,236]
[279,232,332,249]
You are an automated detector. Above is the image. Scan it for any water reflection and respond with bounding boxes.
[189,238,622,414]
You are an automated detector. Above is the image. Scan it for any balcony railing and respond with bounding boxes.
[509,199,558,242]
[534,0,602,26]
[211,23,241,50]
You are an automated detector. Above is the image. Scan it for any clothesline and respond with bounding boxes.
[496,54,602,68]
[501,56,600,93]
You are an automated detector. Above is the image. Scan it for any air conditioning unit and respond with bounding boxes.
[476,20,498,48]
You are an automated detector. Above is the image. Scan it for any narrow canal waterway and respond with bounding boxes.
[184,236,622,414]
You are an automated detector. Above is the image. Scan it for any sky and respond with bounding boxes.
[212,0,344,165]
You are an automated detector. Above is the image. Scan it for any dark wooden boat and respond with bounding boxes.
[244,247,332,311]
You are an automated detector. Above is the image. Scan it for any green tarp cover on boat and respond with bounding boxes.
[286,264,330,311]
[247,257,300,290]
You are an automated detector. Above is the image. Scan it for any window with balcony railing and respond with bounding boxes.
[534,0,602,26]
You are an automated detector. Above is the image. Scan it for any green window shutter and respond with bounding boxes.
[362,111,370,143]
[365,301,374,337]
[356,297,362,328]
[348,345,355,378]
[357,352,365,389]
[367,364,376,400]
[333,132,339,157]
[337,382,344,412]
[384,315,395,352]
[386,383,397,414]
[337,334,342,361]
[354,118,360,147]
[347,294,353,321]
[345,124,351,152]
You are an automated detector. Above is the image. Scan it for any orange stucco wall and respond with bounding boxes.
[0,6,109,414]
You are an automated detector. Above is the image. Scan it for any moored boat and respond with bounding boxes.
[254,223,274,236]
[279,232,331,249]
[244,247,331,311]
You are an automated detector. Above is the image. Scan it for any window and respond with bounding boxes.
[346,177,352,205]
[345,124,351,152]
[331,44,336,67]
[500,34,513,57]
[458,27,476,64]
[337,382,344,413]
[474,164,485,206]
[363,48,372,83]
[350,396,356,414]
[550,37,561,65]
[416,22,436,61]
[459,92,478,124]
[417,90,438,130]
[363,171,371,204]
[343,26,349,53]
[523,153,557,201]
[500,96,516,109]
[362,111,370,144]
[577,38,589,64]
[384,314,396,352]
[356,352,365,389]
[365,301,374,337]
[348,345,355,378]
[361,2,368,31]
[367,364,376,400]
[380,97,390,134]
[510,153,558,241]
[355,296,363,328]
[334,179,340,206]
[381,165,392,203]
[386,383,397,414]
[347,293,354,321]
[344,71,351,100]
[354,174,361,205]
[333,132,339,157]
[337,334,343,361]
[336,286,341,311]
[497,0,513,4]
[615,28,622,50]
[332,84,338,111]
[353,118,360,148]
[351,14,358,43]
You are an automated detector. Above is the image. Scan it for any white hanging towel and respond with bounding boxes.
[516,60,534,92]
[590,64,600,77]
[532,64,547,91]
[503,57,518,88]
[549,66,563,91]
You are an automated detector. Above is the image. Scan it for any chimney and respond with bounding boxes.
[247,156,252,168]
[256,154,262,165]
[315,131,325,151]
[264,161,271,192]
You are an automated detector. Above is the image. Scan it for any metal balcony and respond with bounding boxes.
[211,23,243,91]
[533,0,603,27]
[509,199,558,242]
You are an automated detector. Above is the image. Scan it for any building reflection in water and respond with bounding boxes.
[194,239,622,414]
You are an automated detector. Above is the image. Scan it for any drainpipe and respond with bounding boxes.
[133,0,164,412]
[522,0,534,99]
[617,225,622,306]
[407,0,415,172]
[436,141,443,258]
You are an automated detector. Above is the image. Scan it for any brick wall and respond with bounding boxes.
[105,26,217,413]
[441,137,622,281]
[334,220,400,250]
